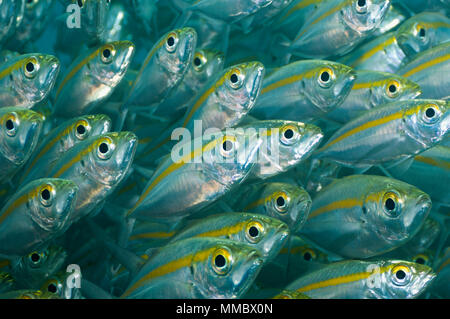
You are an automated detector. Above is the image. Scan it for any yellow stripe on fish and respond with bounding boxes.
[0,186,40,225]
[129,231,176,241]
[279,0,322,22]
[402,53,450,78]
[121,247,216,298]
[295,265,394,293]
[415,155,450,171]
[261,69,317,95]
[351,36,397,67]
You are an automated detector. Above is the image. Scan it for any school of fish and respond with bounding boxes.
[0,0,448,299]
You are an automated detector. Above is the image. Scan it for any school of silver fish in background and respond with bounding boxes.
[0,0,448,300]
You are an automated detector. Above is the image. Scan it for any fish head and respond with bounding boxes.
[365,178,431,244]
[90,41,135,87]
[190,49,225,85]
[342,0,391,32]
[396,13,446,57]
[0,108,43,166]
[67,114,112,146]
[231,213,290,262]
[371,74,422,106]
[85,132,138,186]
[215,61,265,113]
[406,100,450,147]
[261,183,312,232]
[29,178,78,234]
[304,61,356,114]
[410,251,434,267]
[377,260,436,299]
[202,128,262,187]
[14,246,68,286]
[194,239,263,298]
[10,54,60,106]
[41,270,82,299]
[158,27,197,75]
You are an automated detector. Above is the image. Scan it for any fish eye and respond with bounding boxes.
[392,265,411,286]
[416,24,426,39]
[355,0,368,13]
[386,80,400,98]
[23,57,39,79]
[48,283,57,293]
[413,254,428,265]
[273,191,289,214]
[302,249,316,261]
[228,68,243,89]
[165,32,178,53]
[422,104,441,124]
[280,125,299,145]
[40,184,54,207]
[245,221,264,243]
[382,191,401,218]
[77,0,84,8]
[100,45,115,64]
[4,115,17,137]
[318,67,334,88]
[219,136,236,158]
[96,137,115,160]
[193,52,206,71]
[28,252,42,265]
[212,248,232,275]
[74,120,90,140]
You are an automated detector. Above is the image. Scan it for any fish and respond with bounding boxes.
[0,178,78,257]
[326,70,422,124]
[0,0,23,47]
[0,289,60,299]
[20,114,111,184]
[396,12,450,58]
[398,42,450,100]
[285,259,436,298]
[154,48,225,120]
[128,128,262,222]
[0,53,60,108]
[300,175,432,258]
[290,0,391,58]
[137,61,265,163]
[0,107,44,182]
[170,212,290,262]
[251,60,356,122]
[315,99,450,169]
[121,237,264,299]
[217,182,312,232]
[22,132,138,223]
[53,41,135,118]
[40,270,83,299]
[123,28,197,110]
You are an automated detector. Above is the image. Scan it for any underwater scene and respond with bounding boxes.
[0,0,448,299]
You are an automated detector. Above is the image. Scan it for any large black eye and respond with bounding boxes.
[31,253,40,263]
[284,129,294,140]
[48,284,57,293]
[26,62,34,73]
[5,119,14,131]
[77,0,83,7]
[395,270,406,280]
[214,254,226,268]
[355,0,367,13]
[419,28,426,38]
[388,84,397,94]
[425,107,435,118]
[276,196,285,207]
[248,226,259,238]
[230,73,239,84]
[167,37,175,47]
[102,49,111,59]
[303,252,312,261]
[222,140,233,152]
[358,0,366,6]
[194,57,202,67]
[99,143,109,154]
[77,125,86,135]
[41,189,50,201]
[385,198,396,211]
[320,71,330,83]
[415,257,425,265]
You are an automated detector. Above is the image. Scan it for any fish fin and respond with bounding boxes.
[382,156,415,177]
[85,220,145,276]
[352,165,373,175]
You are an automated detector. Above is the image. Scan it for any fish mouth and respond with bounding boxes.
[178,28,197,65]
[230,250,263,298]
[247,63,266,105]
[39,57,60,93]
[291,196,312,232]
[295,125,324,160]
[115,42,135,75]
